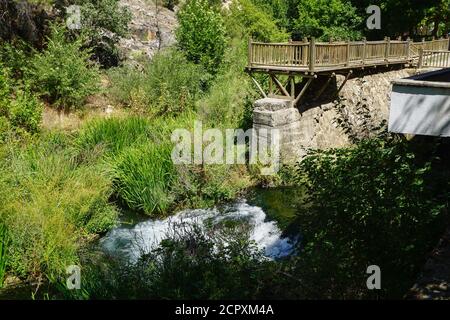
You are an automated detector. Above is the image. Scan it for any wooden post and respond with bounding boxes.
[346,39,351,66]
[248,38,253,67]
[293,78,314,107]
[290,76,295,98]
[309,37,316,72]
[315,73,335,100]
[406,37,411,59]
[418,48,424,68]
[251,76,267,98]
[362,37,367,64]
[268,74,273,96]
[384,37,390,62]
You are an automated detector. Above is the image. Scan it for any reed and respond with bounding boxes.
[0,223,8,288]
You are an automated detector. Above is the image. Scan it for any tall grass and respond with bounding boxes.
[0,132,118,281]
[76,116,153,156]
[112,142,176,214]
[0,223,8,288]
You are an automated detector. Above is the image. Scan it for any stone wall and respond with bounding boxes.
[253,68,416,163]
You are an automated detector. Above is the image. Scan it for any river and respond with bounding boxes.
[100,187,302,261]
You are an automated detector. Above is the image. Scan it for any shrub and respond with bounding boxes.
[176,0,227,74]
[291,137,450,298]
[225,0,289,42]
[55,0,131,67]
[294,0,363,40]
[108,50,206,116]
[27,24,100,110]
[0,66,43,139]
[197,67,255,129]
[7,88,43,134]
[59,225,278,299]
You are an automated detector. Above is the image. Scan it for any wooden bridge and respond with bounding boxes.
[246,37,450,106]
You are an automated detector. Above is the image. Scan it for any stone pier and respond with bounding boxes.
[253,98,303,163]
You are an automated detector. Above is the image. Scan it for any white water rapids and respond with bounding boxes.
[100,200,297,262]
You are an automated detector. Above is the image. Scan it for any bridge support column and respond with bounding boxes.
[253,98,303,164]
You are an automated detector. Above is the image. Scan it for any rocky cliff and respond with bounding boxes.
[118,0,178,62]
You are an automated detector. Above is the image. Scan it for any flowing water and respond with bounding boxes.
[100,197,299,262]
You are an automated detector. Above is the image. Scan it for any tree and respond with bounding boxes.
[226,0,289,42]
[27,24,100,110]
[349,0,441,39]
[176,0,227,74]
[294,0,363,40]
[424,0,450,37]
[54,0,131,67]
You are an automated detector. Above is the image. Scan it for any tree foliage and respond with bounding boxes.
[225,0,289,42]
[176,0,227,74]
[27,24,100,110]
[54,0,131,67]
[292,137,450,298]
[294,0,363,40]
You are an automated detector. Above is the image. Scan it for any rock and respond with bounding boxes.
[118,0,178,63]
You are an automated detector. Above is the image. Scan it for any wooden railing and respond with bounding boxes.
[248,37,450,72]
[418,49,450,68]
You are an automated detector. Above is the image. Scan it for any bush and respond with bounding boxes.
[291,137,450,298]
[294,0,363,40]
[0,66,43,140]
[55,0,131,67]
[108,49,206,116]
[176,0,227,74]
[27,24,100,110]
[60,225,278,299]
[225,0,289,42]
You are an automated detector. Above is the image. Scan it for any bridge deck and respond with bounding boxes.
[246,37,450,106]
[246,38,449,76]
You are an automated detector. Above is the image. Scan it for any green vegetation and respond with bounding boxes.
[60,225,277,300]
[290,137,450,298]
[0,65,43,141]
[1,0,449,301]
[57,136,449,300]
[0,133,118,281]
[295,0,362,40]
[54,0,132,66]
[107,50,206,116]
[0,223,7,288]
[226,0,289,42]
[27,25,100,110]
[176,0,227,74]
